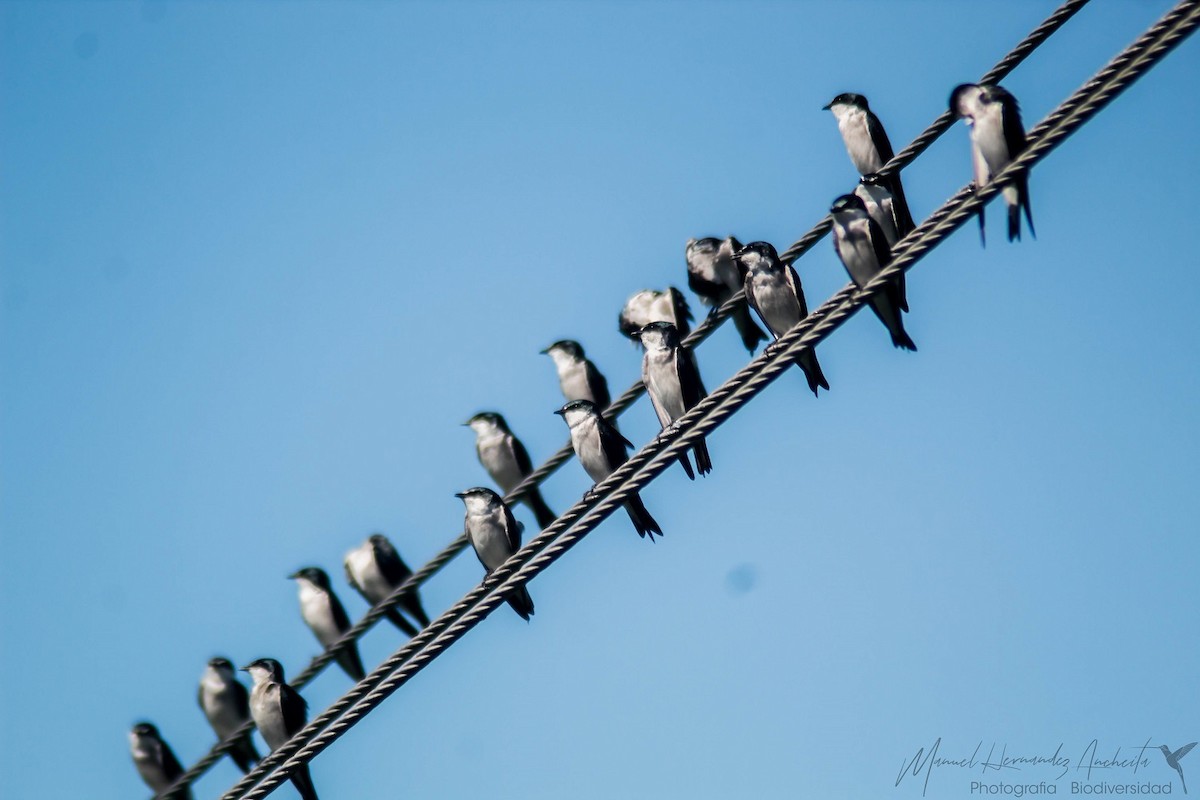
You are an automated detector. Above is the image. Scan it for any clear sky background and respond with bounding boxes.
[2,2,1198,798]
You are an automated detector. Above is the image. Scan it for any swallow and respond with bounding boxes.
[464,411,557,529]
[555,399,662,539]
[343,533,430,637]
[823,92,915,238]
[289,567,366,682]
[685,236,768,353]
[541,340,612,412]
[634,321,712,478]
[618,287,693,341]
[456,487,535,620]
[242,659,319,800]
[198,656,261,773]
[950,83,1035,244]
[129,722,191,800]
[1159,743,1197,794]
[855,174,909,311]
[733,241,830,397]
[829,193,916,351]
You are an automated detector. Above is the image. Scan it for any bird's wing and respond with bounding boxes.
[598,421,632,470]
[676,347,707,409]
[743,272,767,331]
[867,217,893,268]
[1174,743,1198,761]
[687,263,725,301]
[786,264,809,319]
[280,684,309,737]
[644,361,673,429]
[329,590,353,634]
[502,503,523,552]
[161,740,185,780]
[668,287,693,335]
[510,434,534,477]
[867,110,896,164]
[998,92,1027,158]
[231,675,251,717]
[375,538,412,586]
[586,360,612,409]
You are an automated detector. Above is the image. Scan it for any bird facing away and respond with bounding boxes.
[289,567,366,682]
[1159,743,1197,794]
[541,340,613,412]
[950,82,1035,244]
[197,656,261,773]
[635,321,712,478]
[829,193,916,351]
[685,236,768,353]
[733,241,830,397]
[343,533,430,637]
[242,659,319,800]
[456,487,535,620]
[464,411,558,529]
[618,287,693,341]
[824,92,916,239]
[129,722,192,800]
[555,399,662,540]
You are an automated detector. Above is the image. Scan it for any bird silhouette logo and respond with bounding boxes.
[1160,742,1197,794]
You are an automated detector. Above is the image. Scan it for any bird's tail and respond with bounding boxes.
[291,764,320,800]
[977,202,987,247]
[692,438,713,476]
[624,493,662,540]
[505,585,536,621]
[1018,177,1035,241]
[402,593,431,629]
[677,453,695,481]
[797,350,830,397]
[896,272,909,313]
[526,489,558,530]
[336,643,367,683]
[731,304,768,354]
[229,734,261,774]
[384,607,419,637]
[886,174,916,238]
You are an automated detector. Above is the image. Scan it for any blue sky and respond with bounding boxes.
[2,2,1198,798]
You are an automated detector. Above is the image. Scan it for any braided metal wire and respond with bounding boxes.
[156,1,1098,796]
[206,3,1200,798]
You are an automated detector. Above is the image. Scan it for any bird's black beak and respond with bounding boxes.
[538,346,550,355]
[287,570,301,580]
[460,420,472,426]
[454,491,468,499]
[821,102,832,110]
[553,408,566,416]
[239,664,251,672]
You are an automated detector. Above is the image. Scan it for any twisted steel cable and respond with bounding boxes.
[208,3,1200,798]
[156,1,1095,796]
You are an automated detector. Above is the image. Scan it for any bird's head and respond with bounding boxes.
[130,721,160,741]
[206,656,236,677]
[541,339,584,364]
[732,241,781,274]
[635,321,679,351]
[455,486,502,514]
[554,398,599,427]
[288,566,330,589]
[823,92,868,115]
[949,83,983,121]
[830,193,868,219]
[241,658,285,685]
[463,411,506,435]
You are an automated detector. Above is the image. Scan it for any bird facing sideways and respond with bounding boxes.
[634,321,712,479]
[242,659,319,800]
[541,339,612,413]
[464,411,558,529]
[129,721,192,800]
[456,487,536,620]
[289,566,366,682]
[555,399,662,540]
[343,533,430,637]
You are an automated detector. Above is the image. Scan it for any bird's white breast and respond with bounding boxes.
[644,349,686,422]
[749,270,801,337]
[346,547,392,604]
[476,432,523,492]
[570,416,610,484]
[468,509,512,571]
[299,583,342,647]
[557,359,594,403]
[838,108,883,175]
[833,217,882,286]
[250,682,291,751]
[200,674,246,737]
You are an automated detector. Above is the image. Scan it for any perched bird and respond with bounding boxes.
[855,175,909,312]
[464,411,557,529]
[541,340,612,412]
[823,92,915,238]
[733,241,830,397]
[618,287,693,341]
[829,193,917,351]
[685,236,767,353]
[344,534,430,637]
[950,83,1034,244]
[197,657,261,773]
[129,722,191,800]
[289,567,366,682]
[455,487,535,620]
[634,321,712,478]
[242,659,319,800]
[1158,743,1196,794]
[555,399,662,540]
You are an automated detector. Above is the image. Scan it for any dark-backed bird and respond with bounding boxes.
[555,399,662,540]
[289,567,366,682]
[198,656,261,773]
[464,411,557,529]
[243,659,319,800]
[456,487,535,620]
[824,92,915,238]
[829,193,916,351]
[343,533,430,637]
[618,287,693,341]
[129,722,191,800]
[541,340,612,413]
[635,321,712,478]
[950,82,1034,244]
[733,241,830,397]
[685,236,767,353]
